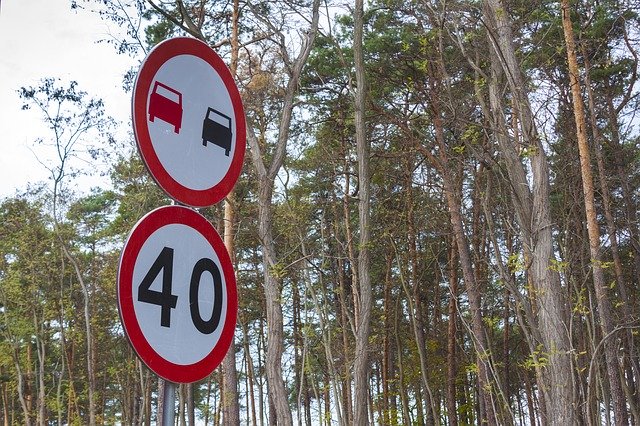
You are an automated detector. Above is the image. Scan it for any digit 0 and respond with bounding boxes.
[189,258,223,335]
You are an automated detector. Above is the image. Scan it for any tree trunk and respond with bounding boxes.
[481,1,575,423]
[178,384,185,426]
[52,200,96,425]
[33,316,46,426]
[221,0,241,421]
[560,2,628,424]
[446,239,459,426]
[425,74,496,424]
[299,233,345,425]
[143,364,152,426]
[241,321,258,426]
[382,253,393,426]
[395,303,412,425]
[440,166,495,425]
[405,157,438,426]
[339,141,356,424]
[12,346,31,426]
[335,211,354,424]
[582,51,629,331]
[245,3,320,422]
[258,182,292,426]
[221,194,239,426]
[342,137,360,338]
[187,383,195,426]
[582,48,640,421]
[1,371,9,426]
[353,0,372,423]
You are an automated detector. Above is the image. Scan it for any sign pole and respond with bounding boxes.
[161,380,176,426]
[159,201,176,426]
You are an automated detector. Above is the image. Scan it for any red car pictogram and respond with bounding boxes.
[149,81,183,134]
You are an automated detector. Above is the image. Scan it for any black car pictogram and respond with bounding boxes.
[202,108,232,156]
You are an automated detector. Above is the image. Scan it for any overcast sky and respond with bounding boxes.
[0,0,138,198]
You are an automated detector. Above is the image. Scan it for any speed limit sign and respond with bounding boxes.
[117,205,237,383]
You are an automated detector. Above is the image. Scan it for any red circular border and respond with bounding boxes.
[117,205,238,383]
[132,37,246,207]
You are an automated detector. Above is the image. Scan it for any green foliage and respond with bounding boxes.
[520,345,550,370]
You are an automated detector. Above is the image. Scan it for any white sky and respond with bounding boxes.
[0,0,138,198]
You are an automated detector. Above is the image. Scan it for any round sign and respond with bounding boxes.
[132,37,246,207]
[117,205,237,383]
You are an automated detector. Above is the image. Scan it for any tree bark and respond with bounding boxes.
[382,253,393,426]
[481,1,575,423]
[221,0,241,421]
[446,239,459,426]
[582,48,640,421]
[334,205,354,424]
[353,1,372,424]
[441,165,496,425]
[246,3,320,423]
[560,2,628,424]
[405,157,438,426]
[422,65,496,424]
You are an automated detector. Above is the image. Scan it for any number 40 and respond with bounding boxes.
[138,246,223,335]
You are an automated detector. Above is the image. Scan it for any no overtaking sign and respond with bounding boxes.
[132,37,246,208]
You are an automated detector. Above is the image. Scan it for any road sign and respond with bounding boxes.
[132,37,246,207]
[117,205,237,383]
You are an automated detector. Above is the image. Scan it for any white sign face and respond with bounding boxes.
[132,37,246,207]
[132,223,227,365]
[117,205,237,383]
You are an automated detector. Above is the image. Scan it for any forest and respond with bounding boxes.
[1,0,640,424]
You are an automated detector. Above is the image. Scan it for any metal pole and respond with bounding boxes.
[160,201,177,426]
[158,379,176,426]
